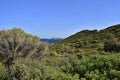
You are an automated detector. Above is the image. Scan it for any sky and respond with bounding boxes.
[0,0,120,38]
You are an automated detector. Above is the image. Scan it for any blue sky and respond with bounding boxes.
[0,0,120,38]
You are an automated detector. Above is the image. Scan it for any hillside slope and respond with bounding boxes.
[61,24,120,43]
[51,24,120,55]
[60,24,120,48]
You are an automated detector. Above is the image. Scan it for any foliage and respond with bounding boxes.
[0,28,48,79]
[0,25,120,80]
[61,53,120,79]
[0,62,7,80]
[52,24,120,54]
[0,28,48,64]
[6,58,79,80]
[0,53,120,80]
[104,39,120,52]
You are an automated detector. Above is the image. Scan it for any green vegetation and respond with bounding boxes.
[0,24,120,80]
[50,24,120,55]
[104,39,120,53]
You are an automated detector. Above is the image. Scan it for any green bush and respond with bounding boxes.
[9,58,79,80]
[0,62,7,80]
[0,28,48,79]
[104,39,120,52]
[61,53,120,79]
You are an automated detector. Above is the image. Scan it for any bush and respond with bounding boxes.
[0,28,48,79]
[0,62,7,80]
[61,53,120,79]
[104,39,120,53]
[10,59,79,80]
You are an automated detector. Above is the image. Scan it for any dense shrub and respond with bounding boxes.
[0,62,7,80]
[9,59,79,80]
[104,39,120,52]
[0,28,48,64]
[61,53,120,79]
[0,28,48,79]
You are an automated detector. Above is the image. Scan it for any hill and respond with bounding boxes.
[50,24,120,55]
[41,38,62,44]
[61,24,120,43]
[60,24,120,47]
